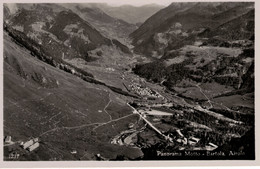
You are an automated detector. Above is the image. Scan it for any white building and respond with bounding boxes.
[4,136,12,143]
[190,137,200,143]
[33,138,39,142]
[27,142,40,152]
[22,140,34,149]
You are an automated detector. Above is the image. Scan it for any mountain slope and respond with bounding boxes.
[100,4,164,24]
[3,2,255,161]
[73,3,164,24]
[5,5,132,64]
[130,2,254,57]
[60,4,137,43]
[4,31,143,160]
[202,9,254,41]
[7,7,109,59]
[132,3,254,107]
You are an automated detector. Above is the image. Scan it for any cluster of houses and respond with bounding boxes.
[111,124,138,146]
[105,67,115,72]
[166,130,219,151]
[4,136,40,159]
[176,136,200,146]
[21,138,40,152]
[111,132,137,146]
[129,83,161,98]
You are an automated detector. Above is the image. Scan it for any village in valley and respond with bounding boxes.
[4,69,221,160]
[3,2,254,161]
[3,47,250,160]
[107,71,221,153]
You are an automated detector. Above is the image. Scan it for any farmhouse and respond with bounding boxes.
[27,142,40,152]
[4,136,12,143]
[22,137,39,150]
[22,140,34,149]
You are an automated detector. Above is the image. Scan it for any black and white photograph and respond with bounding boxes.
[2,0,256,163]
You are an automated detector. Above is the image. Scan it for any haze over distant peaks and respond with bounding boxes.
[77,3,165,24]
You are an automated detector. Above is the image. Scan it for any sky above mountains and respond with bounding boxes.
[5,0,171,7]
[90,0,171,6]
[5,0,252,9]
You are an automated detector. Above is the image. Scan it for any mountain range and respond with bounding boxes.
[71,3,164,24]
[131,2,254,94]
[4,3,133,64]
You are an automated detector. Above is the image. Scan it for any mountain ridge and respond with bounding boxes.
[130,2,254,57]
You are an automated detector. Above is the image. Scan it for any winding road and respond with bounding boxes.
[39,113,135,137]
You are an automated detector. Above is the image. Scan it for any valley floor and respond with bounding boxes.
[3,30,254,160]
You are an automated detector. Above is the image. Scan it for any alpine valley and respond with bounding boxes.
[3,2,254,161]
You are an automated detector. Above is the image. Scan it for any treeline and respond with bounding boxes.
[210,108,254,125]
[4,24,138,99]
[133,58,193,89]
[133,47,255,90]
[5,24,94,77]
[5,24,60,67]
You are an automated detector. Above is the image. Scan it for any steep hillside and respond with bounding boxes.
[130,2,196,45]
[5,4,131,62]
[201,9,254,41]
[130,2,254,57]
[48,10,111,49]
[100,4,164,24]
[211,3,254,24]
[132,3,254,103]
[73,3,164,24]
[60,4,137,43]
[4,31,143,160]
